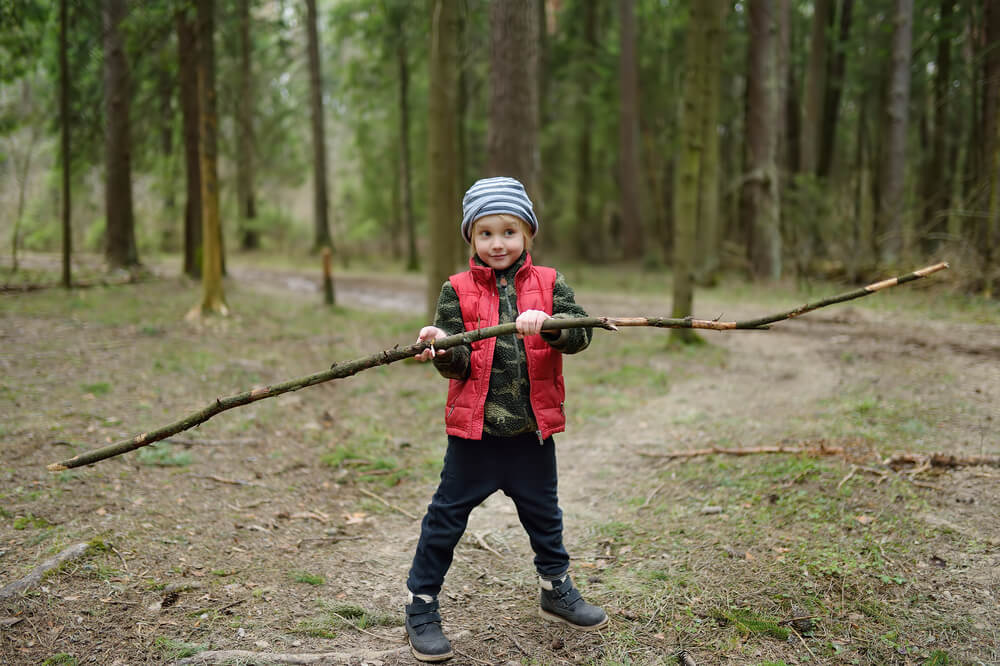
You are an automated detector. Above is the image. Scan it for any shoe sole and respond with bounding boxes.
[409,644,454,663]
[538,607,609,631]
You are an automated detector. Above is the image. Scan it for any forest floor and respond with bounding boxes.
[1,252,999,666]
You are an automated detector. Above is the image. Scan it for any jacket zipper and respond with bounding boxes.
[536,429,544,445]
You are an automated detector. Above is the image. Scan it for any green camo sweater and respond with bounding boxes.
[431,252,592,437]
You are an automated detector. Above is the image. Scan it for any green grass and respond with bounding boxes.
[152,637,207,660]
[137,443,193,467]
[290,571,325,586]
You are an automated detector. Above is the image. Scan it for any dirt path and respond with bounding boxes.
[2,262,998,664]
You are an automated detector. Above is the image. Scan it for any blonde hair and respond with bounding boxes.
[469,214,534,253]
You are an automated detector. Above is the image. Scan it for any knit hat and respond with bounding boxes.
[461,177,538,243]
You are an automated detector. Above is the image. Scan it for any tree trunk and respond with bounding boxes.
[618,0,644,260]
[427,0,461,320]
[394,9,418,272]
[671,0,714,345]
[877,0,914,265]
[921,0,954,255]
[695,0,727,284]
[60,0,72,288]
[988,90,1000,297]
[817,0,853,179]
[236,0,258,251]
[979,0,1000,253]
[176,7,202,279]
[487,0,539,200]
[191,0,227,316]
[775,0,791,175]
[745,0,781,280]
[103,0,138,269]
[306,0,333,254]
[574,0,598,261]
[800,0,830,176]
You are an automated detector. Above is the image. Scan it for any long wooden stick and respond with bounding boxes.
[48,263,948,471]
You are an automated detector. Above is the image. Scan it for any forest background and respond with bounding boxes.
[2,2,1000,665]
[2,0,999,310]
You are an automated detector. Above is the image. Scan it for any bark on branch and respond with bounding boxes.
[48,263,948,471]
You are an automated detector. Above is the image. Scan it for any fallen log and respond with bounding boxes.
[48,263,948,471]
[636,443,848,460]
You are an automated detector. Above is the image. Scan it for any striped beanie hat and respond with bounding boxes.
[461,177,538,243]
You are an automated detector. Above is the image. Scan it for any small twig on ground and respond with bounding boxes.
[110,545,128,572]
[472,531,503,558]
[788,625,817,661]
[778,615,820,626]
[836,465,858,490]
[507,631,528,654]
[216,598,247,614]
[639,482,666,510]
[295,536,364,548]
[196,474,265,488]
[329,611,386,641]
[358,487,418,520]
[454,648,493,665]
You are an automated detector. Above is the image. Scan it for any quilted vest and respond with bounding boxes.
[444,254,566,440]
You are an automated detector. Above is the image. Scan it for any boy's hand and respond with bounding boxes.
[415,326,447,362]
[515,309,551,339]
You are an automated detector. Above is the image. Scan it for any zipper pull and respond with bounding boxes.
[536,430,544,446]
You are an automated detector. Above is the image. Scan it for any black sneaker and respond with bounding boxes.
[539,575,609,630]
[405,598,454,662]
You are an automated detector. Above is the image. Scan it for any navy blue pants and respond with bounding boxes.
[407,432,570,597]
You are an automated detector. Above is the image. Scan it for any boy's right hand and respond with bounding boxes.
[414,326,447,362]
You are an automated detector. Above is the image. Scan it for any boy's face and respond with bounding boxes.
[472,214,526,270]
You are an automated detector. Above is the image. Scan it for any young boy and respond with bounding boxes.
[406,176,607,662]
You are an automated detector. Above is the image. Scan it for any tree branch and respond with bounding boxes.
[48,263,947,471]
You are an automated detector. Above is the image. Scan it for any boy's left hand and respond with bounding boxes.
[515,309,551,339]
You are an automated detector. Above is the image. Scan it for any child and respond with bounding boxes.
[405,176,607,662]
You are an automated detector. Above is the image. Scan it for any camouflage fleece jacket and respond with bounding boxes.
[431,252,592,437]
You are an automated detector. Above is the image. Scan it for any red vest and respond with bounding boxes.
[444,254,566,440]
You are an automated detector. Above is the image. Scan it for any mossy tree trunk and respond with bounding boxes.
[426,0,461,320]
[176,7,202,279]
[236,0,258,251]
[103,0,138,270]
[306,0,334,256]
[191,0,228,317]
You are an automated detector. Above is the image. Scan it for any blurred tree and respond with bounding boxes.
[235,0,258,251]
[305,0,333,258]
[672,0,725,345]
[426,0,461,320]
[387,0,418,271]
[618,0,643,260]
[800,0,830,176]
[695,0,727,284]
[60,0,71,287]
[817,0,853,179]
[877,0,914,264]
[192,0,228,316]
[103,0,138,269]
[487,0,539,201]
[920,0,955,256]
[176,4,202,278]
[744,0,781,280]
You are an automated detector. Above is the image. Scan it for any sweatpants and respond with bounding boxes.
[406,432,570,597]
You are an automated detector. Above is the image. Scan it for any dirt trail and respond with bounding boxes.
[2,262,998,664]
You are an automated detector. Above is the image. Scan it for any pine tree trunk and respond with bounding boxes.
[60,0,72,288]
[487,0,539,200]
[192,0,227,316]
[800,0,829,176]
[427,0,461,320]
[618,0,644,260]
[671,0,711,345]
[817,0,853,179]
[921,0,953,255]
[306,0,333,253]
[236,0,258,251]
[775,0,791,174]
[103,0,138,269]
[745,0,781,280]
[574,0,598,261]
[176,8,202,279]
[394,11,417,272]
[696,1,727,284]
[877,0,914,265]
